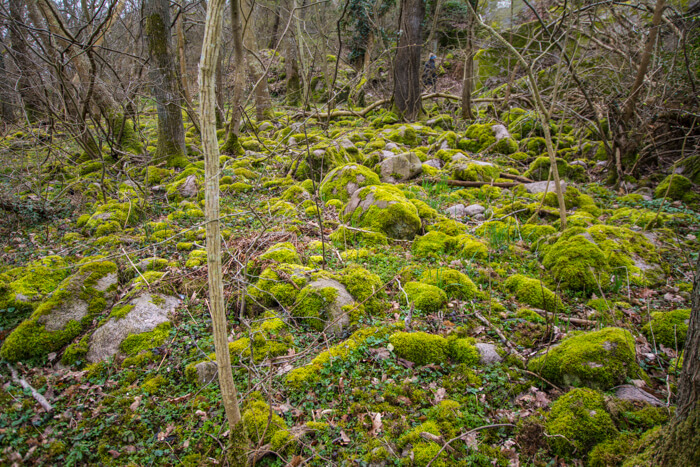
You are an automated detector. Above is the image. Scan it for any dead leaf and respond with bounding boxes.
[338,430,350,445]
[107,450,120,459]
[195,410,208,420]
[369,412,383,437]
[129,396,142,412]
[463,432,478,449]
[434,388,447,404]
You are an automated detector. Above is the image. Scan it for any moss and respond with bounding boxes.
[523,156,587,182]
[338,264,384,314]
[412,231,458,258]
[589,433,638,467]
[519,224,556,242]
[121,351,155,368]
[119,322,172,356]
[641,309,690,349]
[320,163,380,203]
[546,388,618,457]
[402,282,448,313]
[144,166,172,185]
[504,274,563,312]
[109,304,135,321]
[328,224,389,248]
[1,255,69,308]
[455,234,489,260]
[464,123,496,152]
[426,218,465,236]
[247,264,311,309]
[528,327,640,390]
[542,186,601,217]
[451,161,500,182]
[410,198,439,220]
[516,308,546,324]
[257,242,300,265]
[419,268,479,300]
[542,234,610,293]
[185,250,207,268]
[242,400,287,445]
[61,335,90,365]
[342,185,422,240]
[448,337,480,365]
[141,375,166,394]
[292,285,338,330]
[654,174,694,202]
[389,331,448,366]
[494,137,518,155]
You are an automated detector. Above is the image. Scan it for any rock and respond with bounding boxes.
[385,142,399,151]
[452,160,500,182]
[476,343,502,365]
[320,163,380,203]
[492,124,511,141]
[523,180,568,194]
[258,121,273,132]
[86,293,180,363]
[451,153,469,162]
[464,204,485,216]
[473,213,485,221]
[294,279,354,335]
[445,204,466,219]
[378,152,422,183]
[288,136,297,146]
[424,159,442,169]
[343,185,422,240]
[615,385,663,406]
[179,175,198,198]
[191,361,218,386]
[380,150,395,160]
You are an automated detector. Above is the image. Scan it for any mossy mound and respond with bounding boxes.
[329,225,388,247]
[292,278,353,333]
[257,242,301,266]
[337,265,385,314]
[247,264,311,310]
[0,256,70,312]
[419,268,479,300]
[641,308,690,349]
[389,331,448,366]
[342,185,421,240]
[541,185,601,217]
[503,274,563,312]
[523,156,587,182]
[320,163,380,203]
[402,282,448,313]
[451,161,500,182]
[542,234,610,293]
[528,327,641,390]
[546,388,618,457]
[654,174,694,202]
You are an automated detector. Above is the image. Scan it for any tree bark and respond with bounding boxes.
[653,255,700,465]
[221,0,245,155]
[461,1,477,120]
[9,0,43,121]
[393,0,424,121]
[0,49,16,122]
[199,0,248,461]
[284,2,302,108]
[144,0,187,167]
[176,10,191,104]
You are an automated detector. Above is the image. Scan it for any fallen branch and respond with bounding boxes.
[425,423,515,466]
[499,173,533,183]
[6,364,53,412]
[419,432,455,452]
[427,178,520,188]
[532,308,597,326]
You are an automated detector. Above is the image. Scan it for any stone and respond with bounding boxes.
[424,159,442,169]
[445,204,466,218]
[464,204,485,216]
[380,150,395,160]
[523,180,568,194]
[343,185,422,240]
[385,142,399,151]
[476,343,502,365]
[179,175,198,198]
[615,385,663,406]
[86,293,180,363]
[192,361,218,385]
[305,279,354,335]
[378,152,422,183]
[451,153,469,162]
[492,124,511,141]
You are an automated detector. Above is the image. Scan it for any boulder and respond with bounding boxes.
[179,174,198,198]
[424,159,442,169]
[476,343,502,365]
[293,279,354,335]
[320,163,380,203]
[464,204,485,216]
[343,185,422,240]
[492,124,511,141]
[86,292,180,362]
[445,204,466,219]
[451,160,500,182]
[377,152,422,183]
[615,385,663,406]
[523,180,568,194]
[191,361,218,386]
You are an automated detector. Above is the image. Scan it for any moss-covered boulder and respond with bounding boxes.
[451,160,500,182]
[542,235,610,293]
[654,174,695,202]
[377,152,423,183]
[641,309,690,349]
[0,256,70,313]
[342,185,421,240]
[0,259,118,362]
[337,265,385,314]
[320,163,380,203]
[546,388,618,457]
[84,292,180,363]
[256,242,301,266]
[292,278,355,334]
[389,331,448,366]
[523,156,587,182]
[528,327,641,390]
[419,268,479,300]
[504,274,563,312]
[247,264,311,310]
[402,282,448,313]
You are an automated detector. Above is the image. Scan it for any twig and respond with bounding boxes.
[6,363,53,413]
[425,423,515,466]
[121,247,150,288]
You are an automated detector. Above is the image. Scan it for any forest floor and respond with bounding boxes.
[0,102,698,466]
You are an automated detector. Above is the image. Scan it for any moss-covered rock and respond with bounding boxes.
[0,256,70,313]
[292,278,353,333]
[448,336,480,365]
[504,274,563,312]
[342,185,421,240]
[247,264,311,310]
[419,268,479,300]
[451,160,500,182]
[402,282,448,313]
[641,309,690,349]
[337,264,385,314]
[412,231,457,258]
[528,327,641,390]
[523,156,587,182]
[389,331,448,366]
[546,388,618,457]
[542,234,610,293]
[320,163,380,203]
[654,174,694,202]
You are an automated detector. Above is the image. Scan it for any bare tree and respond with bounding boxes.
[393,0,424,121]
[144,0,187,167]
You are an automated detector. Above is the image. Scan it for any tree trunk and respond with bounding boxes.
[285,12,302,107]
[241,0,272,121]
[144,0,187,167]
[393,0,424,121]
[221,0,245,155]
[176,10,191,103]
[199,0,248,461]
[653,255,700,465]
[0,50,16,122]
[9,0,43,121]
[461,2,477,120]
[622,0,666,122]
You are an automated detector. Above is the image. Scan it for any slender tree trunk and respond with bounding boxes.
[176,11,191,103]
[9,0,43,121]
[268,3,281,49]
[241,0,272,121]
[622,0,666,122]
[199,0,248,461]
[285,2,302,108]
[0,50,16,122]
[393,0,424,121]
[653,255,700,465]
[215,50,225,128]
[461,3,477,120]
[221,0,245,155]
[144,0,187,167]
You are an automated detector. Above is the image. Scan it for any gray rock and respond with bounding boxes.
[615,385,663,406]
[439,140,450,150]
[476,343,502,365]
[192,361,218,386]
[523,181,568,194]
[258,121,273,132]
[473,213,486,221]
[424,159,443,169]
[492,124,510,141]
[385,142,399,151]
[343,185,421,240]
[570,160,587,168]
[445,204,466,219]
[306,279,354,335]
[288,137,297,146]
[380,150,396,160]
[451,153,469,162]
[378,152,422,183]
[86,293,180,363]
[464,204,485,216]
[179,175,198,198]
